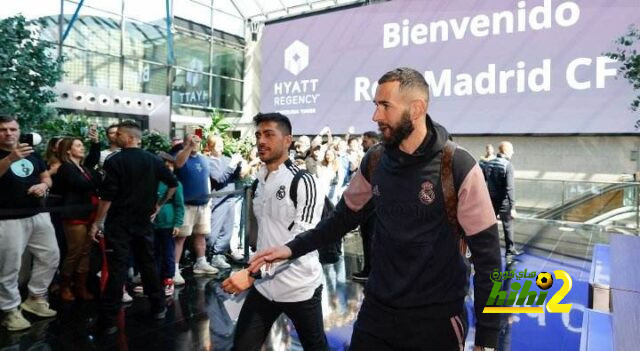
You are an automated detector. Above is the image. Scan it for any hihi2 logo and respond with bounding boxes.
[483,269,573,314]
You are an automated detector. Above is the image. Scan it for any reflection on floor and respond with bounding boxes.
[0,220,609,350]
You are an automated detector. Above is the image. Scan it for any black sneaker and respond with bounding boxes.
[351,271,369,282]
[507,248,523,256]
[89,318,118,336]
[152,307,167,320]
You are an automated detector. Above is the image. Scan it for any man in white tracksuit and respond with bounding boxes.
[223,112,327,351]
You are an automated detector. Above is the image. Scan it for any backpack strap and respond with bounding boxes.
[287,168,310,230]
[440,140,468,258]
[365,144,384,182]
[289,168,309,208]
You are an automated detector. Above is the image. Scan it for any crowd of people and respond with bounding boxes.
[1,66,520,351]
[0,110,378,331]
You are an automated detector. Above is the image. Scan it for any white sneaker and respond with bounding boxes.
[122,289,133,303]
[229,251,245,262]
[20,297,57,318]
[173,270,186,286]
[193,261,219,275]
[211,254,231,269]
[2,309,31,331]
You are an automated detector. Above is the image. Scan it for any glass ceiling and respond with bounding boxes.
[1,0,368,38]
[221,0,365,22]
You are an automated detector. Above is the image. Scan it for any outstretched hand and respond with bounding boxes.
[222,269,254,295]
[247,245,293,273]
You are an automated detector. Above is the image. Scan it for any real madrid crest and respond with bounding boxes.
[419,181,436,205]
[276,185,286,200]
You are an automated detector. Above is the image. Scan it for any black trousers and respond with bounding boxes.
[101,219,164,324]
[233,285,327,351]
[359,214,375,274]
[499,211,515,255]
[349,298,467,351]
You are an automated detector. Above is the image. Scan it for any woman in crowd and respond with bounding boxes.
[55,138,100,301]
[317,148,345,205]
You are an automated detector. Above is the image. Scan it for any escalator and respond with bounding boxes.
[534,183,630,222]
[530,182,639,233]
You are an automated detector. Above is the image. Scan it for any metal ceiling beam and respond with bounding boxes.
[61,0,85,43]
[228,0,246,19]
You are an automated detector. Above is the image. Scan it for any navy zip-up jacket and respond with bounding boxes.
[485,154,515,214]
[286,115,502,347]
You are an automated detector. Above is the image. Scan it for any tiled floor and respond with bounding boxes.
[0,220,610,350]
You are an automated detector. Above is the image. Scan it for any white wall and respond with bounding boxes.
[454,135,640,182]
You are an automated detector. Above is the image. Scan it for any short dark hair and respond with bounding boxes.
[0,114,17,124]
[253,113,292,136]
[106,124,119,132]
[118,120,141,130]
[118,120,142,139]
[363,131,379,141]
[378,67,429,103]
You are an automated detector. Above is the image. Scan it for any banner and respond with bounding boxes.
[260,0,640,135]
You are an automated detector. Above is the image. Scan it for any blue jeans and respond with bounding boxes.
[209,197,236,254]
[154,227,176,279]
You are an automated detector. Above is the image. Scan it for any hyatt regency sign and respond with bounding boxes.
[260,0,640,135]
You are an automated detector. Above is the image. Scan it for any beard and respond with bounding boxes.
[258,145,285,165]
[379,109,414,148]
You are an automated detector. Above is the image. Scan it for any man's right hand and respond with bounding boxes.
[88,223,103,243]
[222,269,255,295]
[248,245,293,272]
[7,143,34,162]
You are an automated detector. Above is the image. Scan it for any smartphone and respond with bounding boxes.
[18,133,42,147]
[19,133,34,146]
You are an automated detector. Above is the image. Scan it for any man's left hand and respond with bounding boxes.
[27,183,48,197]
[150,204,161,222]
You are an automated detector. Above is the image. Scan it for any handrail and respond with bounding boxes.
[516,177,640,186]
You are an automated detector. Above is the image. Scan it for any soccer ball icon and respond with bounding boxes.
[536,272,553,290]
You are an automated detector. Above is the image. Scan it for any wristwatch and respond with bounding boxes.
[249,270,262,280]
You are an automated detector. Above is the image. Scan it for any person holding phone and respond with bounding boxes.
[99,124,121,168]
[172,133,219,285]
[0,114,59,332]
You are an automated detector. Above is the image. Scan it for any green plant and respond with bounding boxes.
[204,109,254,156]
[208,109,232,135]
[225,135,255,158]
[38,114,91,139]
[606,24,640,111]
[38,114,171,154]
[141,130,171,153]
[0,15,64,130]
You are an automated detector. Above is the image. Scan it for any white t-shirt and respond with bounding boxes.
[99,148,120,168]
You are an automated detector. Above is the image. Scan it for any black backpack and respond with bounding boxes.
[250,169,341,264]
